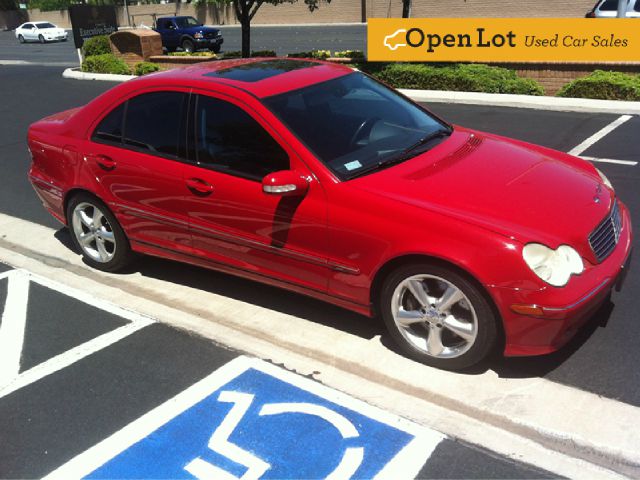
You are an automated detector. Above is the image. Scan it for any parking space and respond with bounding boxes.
[0,266,549,479]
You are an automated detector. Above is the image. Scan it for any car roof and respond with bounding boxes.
[33,21,54,25]
[135,58,355,99]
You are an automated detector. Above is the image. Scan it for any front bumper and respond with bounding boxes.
[194,36,223,48]
[492,200,633,356]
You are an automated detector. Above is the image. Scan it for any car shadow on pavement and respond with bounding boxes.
[54,228,384,341]
[53,227,614,373]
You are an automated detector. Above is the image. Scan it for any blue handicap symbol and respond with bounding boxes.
[86,363,421,479]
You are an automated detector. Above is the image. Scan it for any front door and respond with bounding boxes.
[183,93,330,293]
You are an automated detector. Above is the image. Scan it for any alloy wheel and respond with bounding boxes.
[391,274,478,359]
[71,202,117,263]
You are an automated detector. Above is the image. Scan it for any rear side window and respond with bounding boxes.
[93,103,125,143]
[599,0,620,10]
[23,23,32,29]
[194,95,289,180]
[124,91,186,156]
[92,92,186,158]
[634,0,640,11]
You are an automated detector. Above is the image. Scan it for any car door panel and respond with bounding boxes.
[184,93,330,293]
[82,90,192,252]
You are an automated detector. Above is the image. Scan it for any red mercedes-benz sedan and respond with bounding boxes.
[28,58,632,370]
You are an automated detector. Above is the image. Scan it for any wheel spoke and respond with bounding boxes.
[442,315,475,342]
[407,279,430,308]
[396,309,424,326]
[437,285,464,312]
[77,209,93,228]
[79,231,95,246]
[426,325,445,356]
[96,238,110,262]
[93,208,104,228]
[99,229,115,243]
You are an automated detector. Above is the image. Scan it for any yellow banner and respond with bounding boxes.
[367,18,640,62]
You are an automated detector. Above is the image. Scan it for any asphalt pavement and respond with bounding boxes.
[0,266,550,479]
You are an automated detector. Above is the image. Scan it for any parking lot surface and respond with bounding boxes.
[0,267,549,479]
[1,35,639,477]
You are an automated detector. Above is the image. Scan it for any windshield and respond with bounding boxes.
[175,17,202,28]
[37,22,56,29]
[263,72,450,180]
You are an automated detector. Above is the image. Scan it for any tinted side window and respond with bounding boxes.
[92,103,125,143]
[195,95,289,180]
[634,0,640,11]
[599,0,619,10]
[124,91,186,156]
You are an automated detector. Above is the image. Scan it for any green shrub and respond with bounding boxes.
[134,62,160,76]
[82,54,131,75]
[250,50,276,57]
[334,50,365,59]
[557,70,640,101]
[360,63,544,95]
[168,51,217,57]
[82,35,111,58]
[287,49,331,60]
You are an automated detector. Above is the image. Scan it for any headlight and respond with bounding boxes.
[194,32,204,39]
[596,167,613,191]
[522,243,583,287]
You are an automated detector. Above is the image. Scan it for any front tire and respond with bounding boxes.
[212,45,221,54]
[379,262,498,370]
[181,38,195,53]
[38,34,45,44]
[67,193,132,272]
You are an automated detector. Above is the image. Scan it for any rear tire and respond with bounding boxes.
[379,262,498,371]
[18,34,24,44]
[67,193,132,272]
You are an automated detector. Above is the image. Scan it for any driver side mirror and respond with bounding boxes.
[262,170,309,197]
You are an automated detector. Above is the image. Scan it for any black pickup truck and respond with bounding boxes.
[154,16,224,53]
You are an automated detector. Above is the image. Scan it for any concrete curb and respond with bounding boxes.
[62,67,136,82]
[401,89,640,115]
[60,67,640,114]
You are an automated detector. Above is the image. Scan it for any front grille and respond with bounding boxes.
[589,200,622,262]
[204,32,219,39]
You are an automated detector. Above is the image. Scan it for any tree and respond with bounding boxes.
[401,0,410,18]
[208,0,331,58]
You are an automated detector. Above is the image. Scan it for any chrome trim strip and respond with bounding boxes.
[543,279,610,312]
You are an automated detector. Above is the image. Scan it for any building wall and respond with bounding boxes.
[21,0,598,30]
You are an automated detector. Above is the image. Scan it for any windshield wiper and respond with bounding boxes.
[347,128,452,180]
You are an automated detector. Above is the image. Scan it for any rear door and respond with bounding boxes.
[82,89,192,253]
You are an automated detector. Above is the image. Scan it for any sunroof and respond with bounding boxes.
[203,59,319,82]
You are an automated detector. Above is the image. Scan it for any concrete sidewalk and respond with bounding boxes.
[0,211,636,479]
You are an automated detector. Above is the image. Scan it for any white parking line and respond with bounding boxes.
[0,269,154,399]
[568,115,633,157]
[580,156,638,166]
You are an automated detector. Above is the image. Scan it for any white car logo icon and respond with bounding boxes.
[384,29,407,50]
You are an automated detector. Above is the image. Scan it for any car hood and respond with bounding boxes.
[183,25,220,34]
[350,127,612,260]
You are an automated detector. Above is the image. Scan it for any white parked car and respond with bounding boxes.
[586,0,640,17]
[15,22,68,43]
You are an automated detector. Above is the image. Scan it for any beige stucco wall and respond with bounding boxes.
[20,0,598,30]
